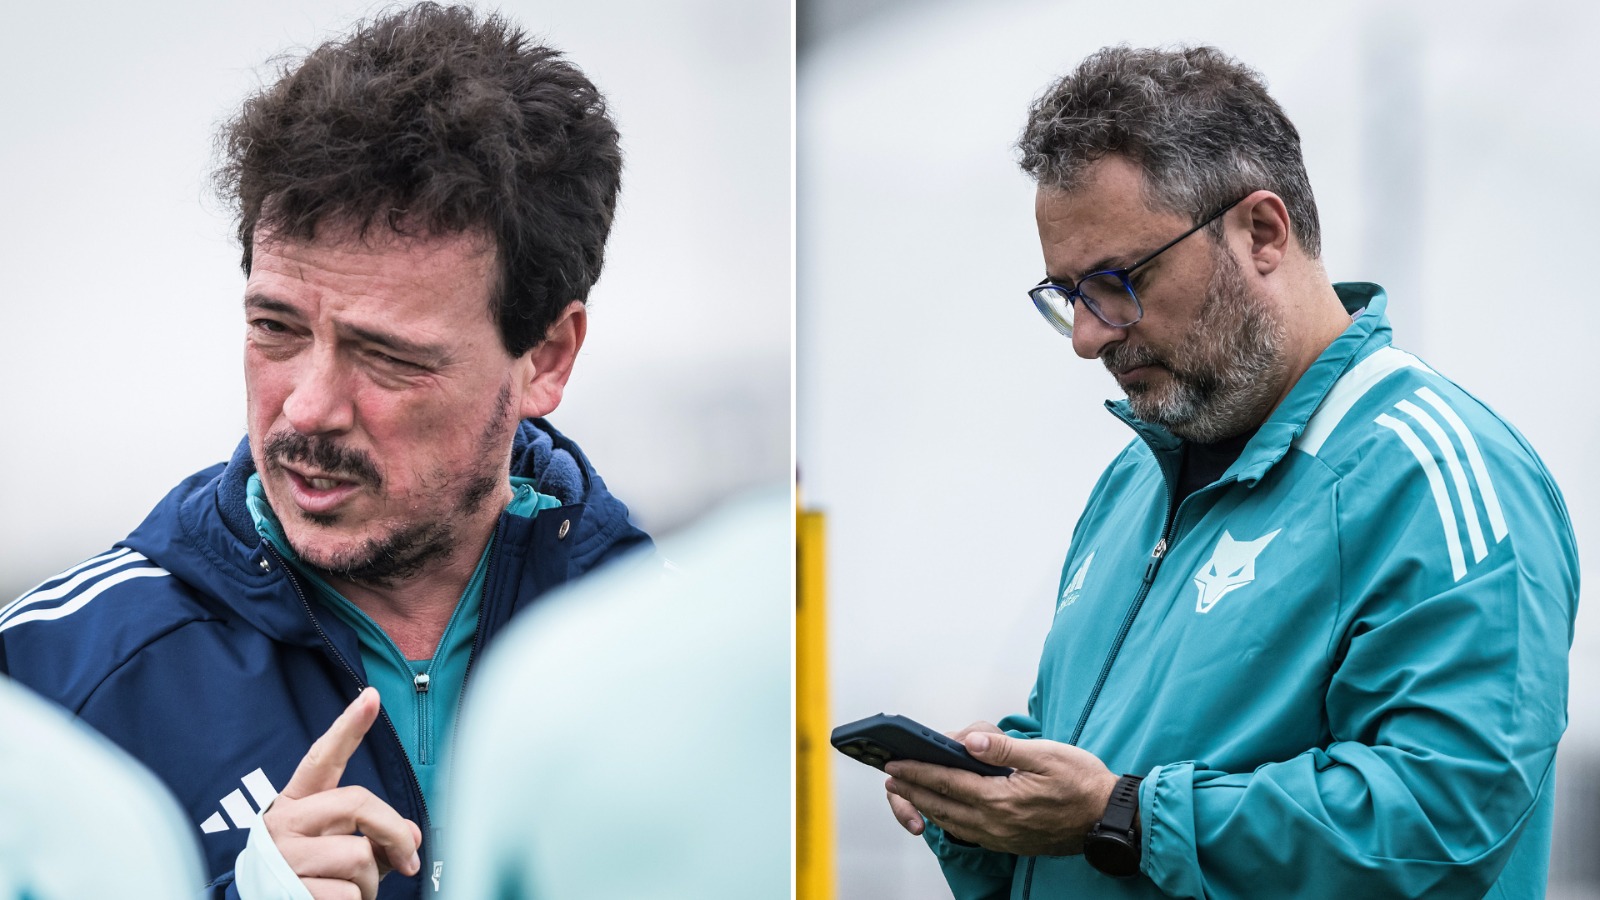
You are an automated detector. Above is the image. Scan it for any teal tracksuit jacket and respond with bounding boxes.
[926,283,1579,899]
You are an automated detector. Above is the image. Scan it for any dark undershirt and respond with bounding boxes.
[1175,427,1259,510]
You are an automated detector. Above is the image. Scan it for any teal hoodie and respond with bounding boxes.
[925,284,1579,899]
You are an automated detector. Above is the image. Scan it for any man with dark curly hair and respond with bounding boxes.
[878,46,1577,899]
[0,5,648,898]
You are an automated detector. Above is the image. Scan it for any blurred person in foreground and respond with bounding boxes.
[0,5,649,898]
[879,46,1578,899]
[442,488,789,899]
[0,674,203,898]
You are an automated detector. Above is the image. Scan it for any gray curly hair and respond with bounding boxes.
[1018,45,1320,257]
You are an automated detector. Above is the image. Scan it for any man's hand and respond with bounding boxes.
[883,724,1118,857]
[264,688,423,900]
[883,721,1000,838]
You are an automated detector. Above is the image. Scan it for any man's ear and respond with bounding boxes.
[1238,190,1291,275]
[517,300,587,419]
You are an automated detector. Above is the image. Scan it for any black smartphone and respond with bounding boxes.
[830,713,1013,777]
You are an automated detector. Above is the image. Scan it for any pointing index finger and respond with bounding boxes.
[282,687,381,799]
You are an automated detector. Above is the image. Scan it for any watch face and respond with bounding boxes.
[1084,831,1140,878]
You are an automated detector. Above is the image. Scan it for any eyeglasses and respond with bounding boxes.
[1028,195,1248,337]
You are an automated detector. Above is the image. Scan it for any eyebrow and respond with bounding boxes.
[244,293,449,364]
[1053,253,1135,286]
[244,294,300,317]
[342,322,448,364]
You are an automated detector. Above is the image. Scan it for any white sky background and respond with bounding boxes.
[0,0,791,595]
[799,1,1600,897]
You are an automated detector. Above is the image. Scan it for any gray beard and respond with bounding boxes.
[1109,241,1289,443]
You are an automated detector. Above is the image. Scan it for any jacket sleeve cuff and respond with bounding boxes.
[233,797,315,900]
[204,871,239,900]
[920,819,1017,899]
[1140,761,1204,899]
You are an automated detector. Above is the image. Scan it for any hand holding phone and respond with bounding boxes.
[830,713,1013,777]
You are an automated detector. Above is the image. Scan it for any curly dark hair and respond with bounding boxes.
[216,2,623,356]
[1018,45,1320,257]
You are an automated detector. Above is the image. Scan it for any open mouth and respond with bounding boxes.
[278,465,364,515]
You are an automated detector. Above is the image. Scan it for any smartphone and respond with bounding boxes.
[830,713,1013,777]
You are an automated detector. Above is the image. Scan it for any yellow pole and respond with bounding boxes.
[796,499,835,900]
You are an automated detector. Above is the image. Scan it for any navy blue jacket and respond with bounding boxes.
[0,419,650,898]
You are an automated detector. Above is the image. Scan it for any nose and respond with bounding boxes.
[1070,306,1126,361]
[281,347,355,436]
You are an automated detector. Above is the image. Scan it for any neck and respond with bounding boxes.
[325,494,506,660]
[1263,267,1354,418]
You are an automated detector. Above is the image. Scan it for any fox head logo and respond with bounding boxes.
[1193,530,1280,613]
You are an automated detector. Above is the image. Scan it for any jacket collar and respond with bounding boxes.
[1108,282,1394,485]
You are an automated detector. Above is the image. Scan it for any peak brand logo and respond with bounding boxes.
[1193,530,1280,613]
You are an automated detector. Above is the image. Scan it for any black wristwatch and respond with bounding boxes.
[1083,774,1143,878]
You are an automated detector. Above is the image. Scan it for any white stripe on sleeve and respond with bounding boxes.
[1377,413,1467,581]
[0,548,136,623]
[1415,386,1509,543]
[1395,399,1488,564]
[0,566,169,634]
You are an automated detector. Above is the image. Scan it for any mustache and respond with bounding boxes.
[264,431,382,487]
[1101,342,1166,376]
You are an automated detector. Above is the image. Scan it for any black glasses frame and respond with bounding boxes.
[1028,195,1249,336]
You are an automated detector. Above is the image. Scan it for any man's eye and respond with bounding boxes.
[371,349,422,370]
[1123,267,1152,292]
[251,319,290,335]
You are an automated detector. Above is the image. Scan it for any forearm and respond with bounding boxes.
[1141,742,1558,899]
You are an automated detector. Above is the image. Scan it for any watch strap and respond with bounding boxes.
[1098,773,1143,833]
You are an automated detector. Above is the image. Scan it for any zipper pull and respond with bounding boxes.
[414,672,430,694]
[1143,538,1168,584]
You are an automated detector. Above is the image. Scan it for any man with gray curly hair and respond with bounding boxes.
[882,46,1577,899]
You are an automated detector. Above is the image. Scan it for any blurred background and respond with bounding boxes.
[798,0,1600,897]
[0,0,791,601]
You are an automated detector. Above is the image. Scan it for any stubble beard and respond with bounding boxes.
[267,383,515,588]
[1107,239,1289,443]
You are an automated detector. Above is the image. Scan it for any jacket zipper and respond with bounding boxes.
[1021,537,1169,899]
[429,516,511,896]
[1067,533,1169,746]
[414,671,432,766]
[1022,450,1179,898]
[414,522,513,771]
[410,519,505,773]
[266,544,433,876]
[1068,437,1178,746]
